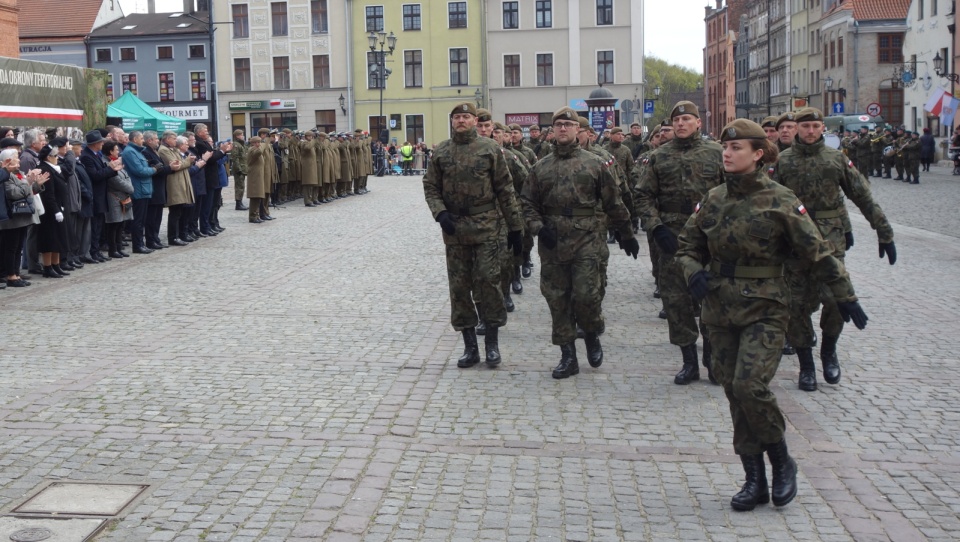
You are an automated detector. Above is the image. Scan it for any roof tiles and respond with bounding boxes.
[19,0,105,39]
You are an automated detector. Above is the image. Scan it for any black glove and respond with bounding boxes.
[618,236,640,259]
[845,232,854,250]
[879,241,896,265]
[507,230,523,256]
[538,225,558,250]
[652,225,679,255]
[436,211,456,235]
[688,270,712,302]
[837,300,869,330]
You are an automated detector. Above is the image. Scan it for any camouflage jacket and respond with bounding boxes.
[521,141,634,264]
[531,139,554,160]
[856,134,873,159]
[512,142,537,166]
[902,138,921,160]
[229,138,248,175]
[635,133,724,233]
[624,134,648,159]
[423,127,522,245]
[605,140,635,184]
[676,168,857,325]
[502,145,531,232]
[771,137,894,246]
[586,143,635,221]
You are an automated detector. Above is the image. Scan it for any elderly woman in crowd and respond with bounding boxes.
[181,133,210,241]
[36,138,71,278]
[101,140,134,259]
[159,135,195,246]
[1,149,48,286]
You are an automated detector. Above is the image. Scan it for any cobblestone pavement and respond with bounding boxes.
[1,167,958,541]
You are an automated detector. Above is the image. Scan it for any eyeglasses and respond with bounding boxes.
[553,121,579,130]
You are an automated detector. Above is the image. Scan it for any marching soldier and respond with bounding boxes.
[776,112,798,151]
[771,108,896,391]
[761,116,779,142]
[636,101,723,385]
[880,127,896,178]
[893,126,907,180]
[624,122,648,159]
[423,103,523,369]
[855,126,873,179]
[521,107,638,379]
[902,130,921,184]
[494,120,532,304]
[230,129,248,211]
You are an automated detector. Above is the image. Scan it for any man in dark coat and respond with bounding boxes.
[79,130,122,262]
[71,140,96,264]
[192,123,226,235]
[143,131,174,249]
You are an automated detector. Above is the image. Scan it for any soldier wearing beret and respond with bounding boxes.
[521,106,638,379]
[636,100,724,385]
[855,126,874,179]
[770,107,895,392]
[624,122,648,159]
[230,129,249,211]
[491,117,532,308]
[245,136,267,223]
[760,116,779,142]
[879,127,895,179]
[676,118,869,512]
[775,112,797,151]
[256,128,276,220]
[423,102,524,369]
[902,130,921,184]
[508,123,538,166]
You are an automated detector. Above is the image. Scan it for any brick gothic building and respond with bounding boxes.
[0,0,18,57]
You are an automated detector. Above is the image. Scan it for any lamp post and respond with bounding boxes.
[934,52,960,83]
[181,11,232,140]
[368,30,397,144]
[338,93,347,115]
[474,88,483,108]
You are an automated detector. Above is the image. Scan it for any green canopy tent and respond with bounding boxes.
[106,103,145,131]
[109,91,186,133]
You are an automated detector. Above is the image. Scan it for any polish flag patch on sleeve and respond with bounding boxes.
[796,204,807,215]
[847,160,855,168]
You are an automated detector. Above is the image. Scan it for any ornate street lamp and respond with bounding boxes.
[368,30,397,143]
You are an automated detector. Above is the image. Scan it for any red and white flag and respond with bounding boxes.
[925,88,948,115]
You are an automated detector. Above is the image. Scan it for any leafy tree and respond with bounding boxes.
[642,56,703,131]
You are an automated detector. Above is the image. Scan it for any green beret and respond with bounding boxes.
[577,116,590,129]
[610,127,623,135]
[493,122,508,132]
[775,112,798,129]
[720,119,767,142]
[760,116,779,128]
[451,102,477,117]
[670,100,700,119]
[476,108,492,122]
[508,123,522,132]
[660,118,671,127]
[794,107,824,123]
[552,106,579,124]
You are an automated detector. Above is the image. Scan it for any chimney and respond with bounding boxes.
[147,0,155,14]
[716,0,723,9]
[182,0,193,14]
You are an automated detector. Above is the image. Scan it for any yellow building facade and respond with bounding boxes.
[349,0,484,146]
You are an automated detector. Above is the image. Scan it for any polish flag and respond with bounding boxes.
[925,88,948,115]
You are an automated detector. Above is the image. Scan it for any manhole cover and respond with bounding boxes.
[9,528,52,542]
[0,517,104,542]
[12,483,147,517]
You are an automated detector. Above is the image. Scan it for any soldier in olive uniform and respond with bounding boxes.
[870,127,885,177]
[636,122,667,313]
[776,112,798,152]
[902,130,921,184]
[624,122,648,159]
[508,124,538,166]
[245,136,266,223]
[494,120,532,303]
[423,102,524,369]
[880,128,895,178]
[257,128,276,220]
[521,107,639,379]
[337,134,353,197]
[771,108,896,391]
[841,130,857,167]
[636,101,723,385]
[676,118,869,512]
[761,116,779,142]
[893,126,907,180]
[855,126,873,179]
[299,131,320,206]
[230,129,249,211]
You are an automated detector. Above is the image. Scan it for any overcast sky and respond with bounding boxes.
[122,0,707,74]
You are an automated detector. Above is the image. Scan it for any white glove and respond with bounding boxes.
[55,212,64,222]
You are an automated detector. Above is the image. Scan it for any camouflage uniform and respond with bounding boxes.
[880,132,896,178]
[521,139,635,346]
[636,131,723,349]
[531,138,554,160]
[676,167,858,455]
[902,134,921,183]
[512,141,537,166]
[423,126,522,331]
[893,130,907,179]
[771,128,893,389]
[229,136,248,204]
[624,132,648,159]
[855,131,873,179]
[635,149,661,286]
[871,130,885,177]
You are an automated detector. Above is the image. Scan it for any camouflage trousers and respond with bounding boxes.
[645,229,660,283]
[857,155,872,179]
[446,241,507,330]
[233,174,246,201]
[659,251,705,346]
[540,257,603,345]
[905,158,920,179]
[895,155,904,177]
[707,320,787,455]
[785,259,844,348]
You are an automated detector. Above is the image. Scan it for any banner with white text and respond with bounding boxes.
[0,56,86,127]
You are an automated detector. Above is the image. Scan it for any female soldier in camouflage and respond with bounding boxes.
[675,119,869,511]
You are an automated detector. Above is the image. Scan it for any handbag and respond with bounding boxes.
[32,193,44,216]
[8,197,34,215]
[116,195,132,214]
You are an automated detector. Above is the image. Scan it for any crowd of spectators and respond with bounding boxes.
[0,124,230,289]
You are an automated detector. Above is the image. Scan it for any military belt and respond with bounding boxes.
[710,261,784,279]
[659,201,694,214]
[542,206,596,217]
[448,202,497,216]
[807,208,843,220]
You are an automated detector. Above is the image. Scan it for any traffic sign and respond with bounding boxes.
[866,102,882,117]
[644,99,655,114]
[832,102,844,114]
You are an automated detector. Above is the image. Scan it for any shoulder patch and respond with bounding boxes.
[695,202,701,213]
[641,157,650,165]
[796,203,807,215]
[847,159,855,168]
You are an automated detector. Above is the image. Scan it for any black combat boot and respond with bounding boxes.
[458,328,481,368]
[782,339,795,356]
[765,439,798,507]
[894,174,904,180]
[731,454,770,511]
[606,230,616,244]
[552,342,579,379]
[653,284,661,298]
[703,339,718,385]
[512,267,523,294]
[674,344,700,385]
[911,177,919,184]
[484,324,501,367]
[584,332,603,368]
[504,293,515,312]
[475,321,487,336]
[796,347,817,392]
[235,200,248,211]
[820,335,841,385]
[521,254,533,278]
